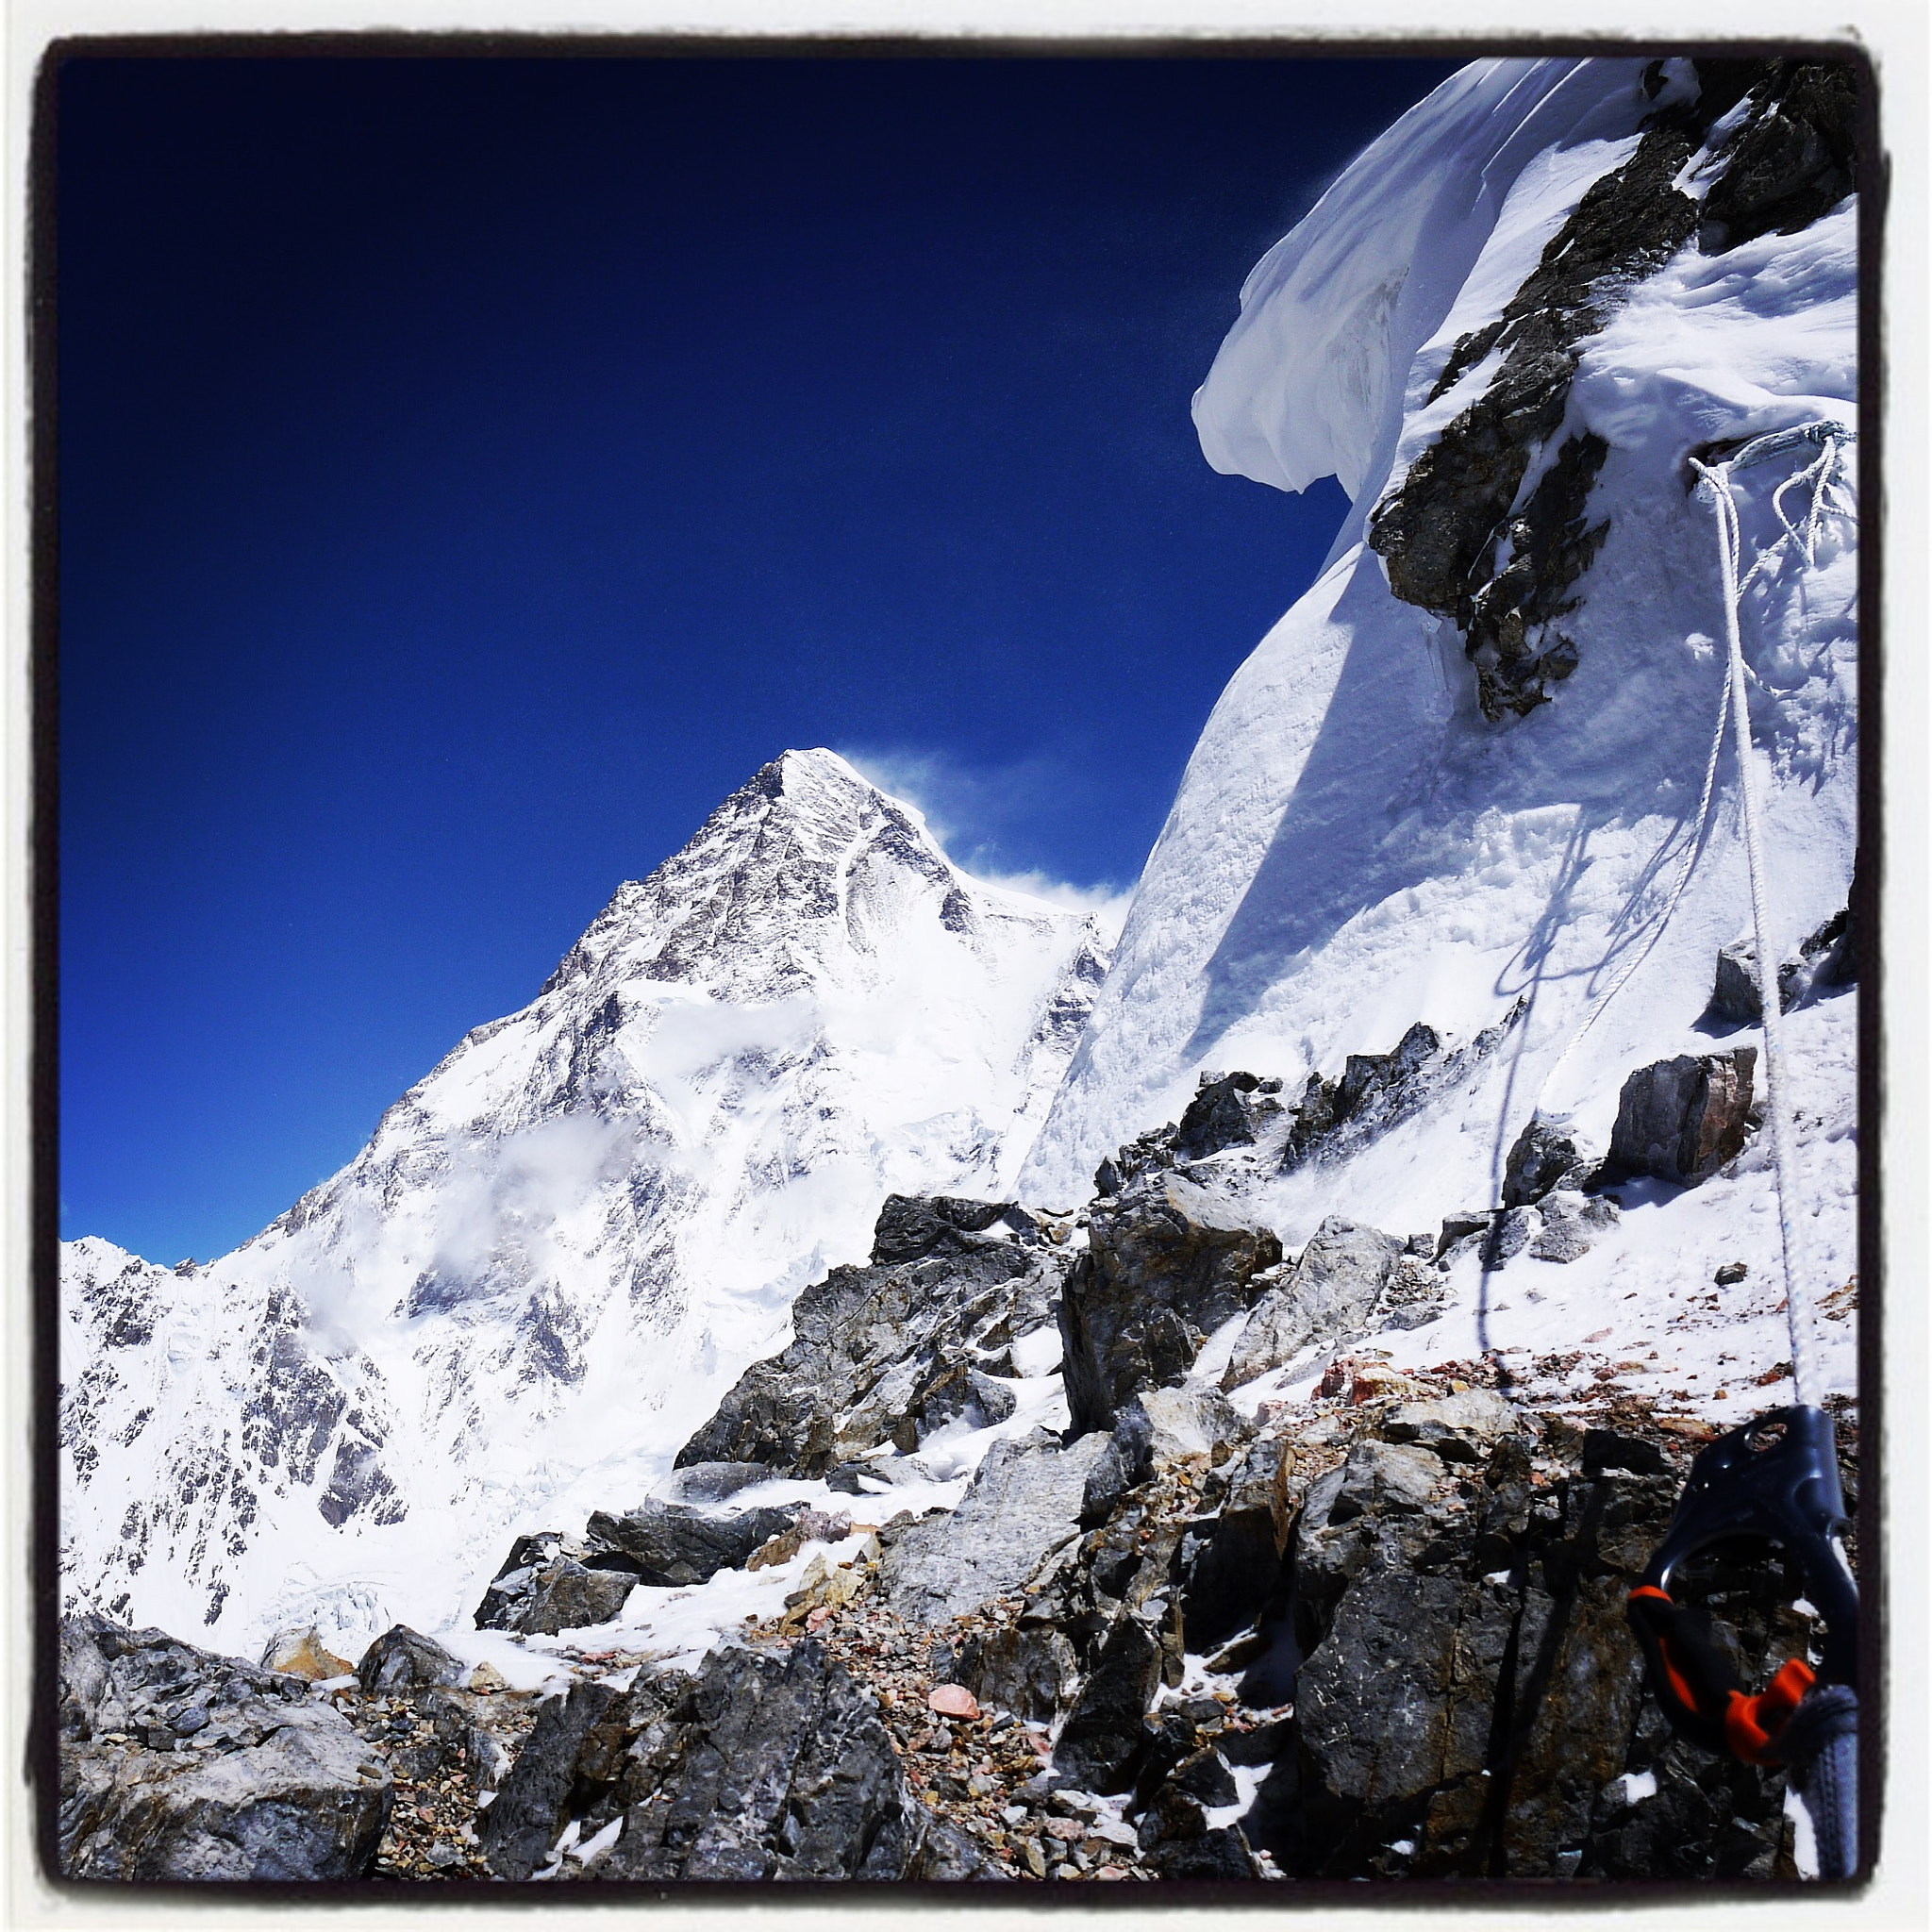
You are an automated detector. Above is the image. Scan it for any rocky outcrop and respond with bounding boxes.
[1280,1010,1525,1176]
[1607,1049,1756,1186]
[584,1501,803,1588]
[1369,57,1857,719]
[1172,1071,1286,1163]
[1241,1405,1811,1878]
[1705,894,1859,1028]
[677,1194,1066,1474]
[1060,1174,1281,1435]
[473,1506,803,1633]
[58,1612,391,1880]
[479,1640,937,1881]
[1502,1116,1599,1208]
[357,1624,469,1693]
[1220,1217,1405,1390]
[878,1429,1110,1627]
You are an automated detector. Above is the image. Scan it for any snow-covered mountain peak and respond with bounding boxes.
[542,748,1069,1009]
[63,752,1108,1653]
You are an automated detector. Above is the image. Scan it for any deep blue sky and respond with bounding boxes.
[58,52,1456,1263]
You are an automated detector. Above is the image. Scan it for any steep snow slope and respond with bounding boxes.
[63,750,1108,1653]
[1022,54,1858,1387]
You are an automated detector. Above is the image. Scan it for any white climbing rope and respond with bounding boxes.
[1533,428,1847,1119]
[1690,423,1853,1411]
[1526,421,1854,1410]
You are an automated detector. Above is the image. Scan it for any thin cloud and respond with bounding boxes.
[840,745,1135,941]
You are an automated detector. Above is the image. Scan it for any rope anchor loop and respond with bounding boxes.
[1623,421,1859,1879]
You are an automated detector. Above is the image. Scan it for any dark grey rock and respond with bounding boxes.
[1080,1400,1154,1526]
[1060,1174,1281,1434]
[658,1461,776,1506]
[1281,1023,1444,1173]
[512,1561,641,1637]
[1331,1439,1446,1522]
[1221,1217,1402,1391]
[878,1429,1108,1626]
[1147,1824,1264,1879]
[58,1612,390,1880]
[676,1198,1063,1474]
[357,1624,468,1693]
[906,1814,1009,1879]
[1607,1048,1756,1185]
[1502,1115,1599,1207]
[1481,1205,1541,1269]
[474,1531,572,1629]
[588,1641,922,1880]
[1529,1190,1621,1263]
[1173,1071,1285,1163]
[869,1193,1010,1266]
[1364,60,1813,719]
[1708,938,1768,1026]
[1169,1744,1239,1809]
[1437,1208,1495,1261]
[951,1623,1081,1724]
[1580,1429,1669,1476]
[480,1678,625,1878]
[1050,1617,1163,1795]
[1238,1385,1809,1879]
[1220,1717,1292,1769]
[1180,1435,1292,1653]
[584,1500,801,1588]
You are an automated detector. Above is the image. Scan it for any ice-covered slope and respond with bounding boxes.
[1022,54,1858,1311]
[63,750,1109,1653]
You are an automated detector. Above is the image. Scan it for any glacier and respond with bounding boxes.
[61,749,1109,1654]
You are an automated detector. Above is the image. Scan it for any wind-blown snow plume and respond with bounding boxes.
[62,750,1109,1653]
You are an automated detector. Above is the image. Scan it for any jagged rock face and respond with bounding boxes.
[877,1429,1110,1628]
[1171,1072,1286,1164]
[58,1613,391,1880]
[478,1641,937,1881]
[1607,1049,1756,1186]
[1369,57,1857,720]
[1059,1174,1281,1437]
[1501,1117,1599,1208]
[62,751,1108,1652]
[1705,895,1859,1028]
[1219,1217,1405,1391]
[1244,1407,1812,1879]
[676,1195,1067,1476]
[1025,57,1858,1233]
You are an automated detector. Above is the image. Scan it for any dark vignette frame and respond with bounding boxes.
[24,26,1887,1907]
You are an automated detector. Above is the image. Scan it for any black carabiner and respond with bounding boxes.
[1637,1404,1856,1690]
